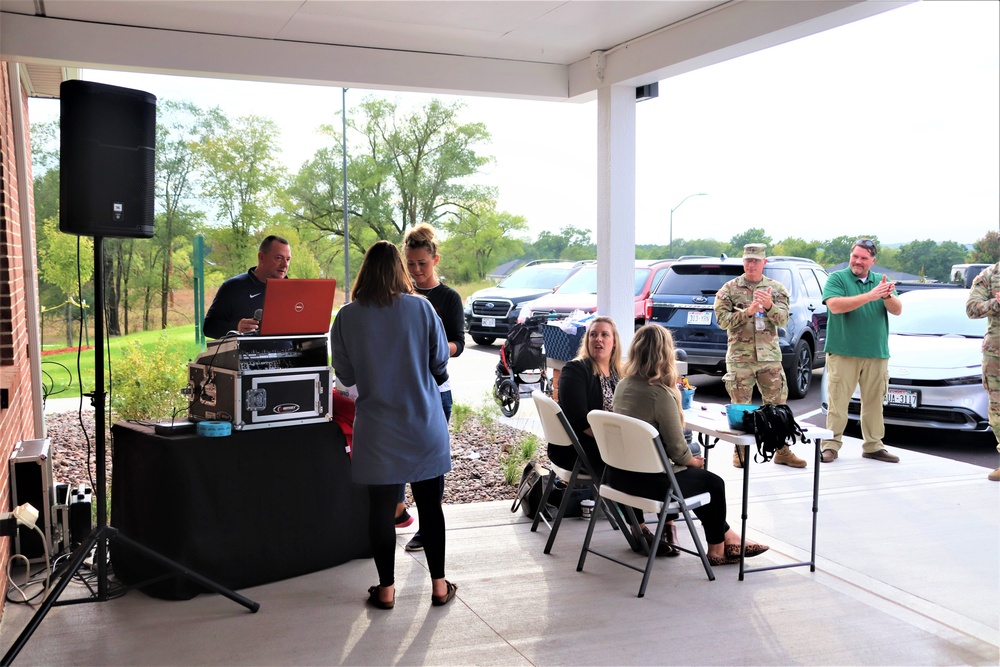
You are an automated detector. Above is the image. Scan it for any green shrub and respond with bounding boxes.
[110,336,189,421]
[450,401,474,434]
[500,432,541,486]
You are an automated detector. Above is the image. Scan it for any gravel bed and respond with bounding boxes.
[44,410,539,505]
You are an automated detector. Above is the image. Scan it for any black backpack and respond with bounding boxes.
[742,404,808,463]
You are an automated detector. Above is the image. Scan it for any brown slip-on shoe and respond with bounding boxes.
[862,448,900,463]
[725,543,769,559]
[820,449,838,463]
[989,467,1000,482]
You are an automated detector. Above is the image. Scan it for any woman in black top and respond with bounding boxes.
[554,317,675,555]
[395,223,465,551]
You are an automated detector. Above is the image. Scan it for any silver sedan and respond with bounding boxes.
[821,288,989,433]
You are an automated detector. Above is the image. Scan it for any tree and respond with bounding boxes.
[154,100,207,328]
[772,237,820,261]
[971,230,1000,263]
[285,97,497,278]
[727,228,771,256]
[896,239,968,283]
[30,120,64,307]
[672,238,727,258]
[198,112,285,268]
[37,218,94,346]
[816,235,881,267]
[526,226,593,260]
[441,206,527,281]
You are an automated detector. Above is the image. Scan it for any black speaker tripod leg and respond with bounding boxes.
[2,235,259,666]
[1,525,259,665]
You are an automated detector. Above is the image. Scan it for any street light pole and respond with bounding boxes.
[669,192,707,258]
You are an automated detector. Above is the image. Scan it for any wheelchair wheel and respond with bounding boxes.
[495,378,519,417]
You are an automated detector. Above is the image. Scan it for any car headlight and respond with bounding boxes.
[943,375,982,386]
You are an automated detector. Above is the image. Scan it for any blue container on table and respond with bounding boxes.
[725,403,757,430]
[681,388,695,410]
[542,324,586,363]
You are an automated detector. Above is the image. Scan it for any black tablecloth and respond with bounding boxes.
[110,420,371,599]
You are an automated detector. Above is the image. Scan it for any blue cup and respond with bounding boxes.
[681,388,695,410]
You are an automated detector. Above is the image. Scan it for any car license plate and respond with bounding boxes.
[687,311,712,326]
[884,388,918,408]
[482,317,496,328]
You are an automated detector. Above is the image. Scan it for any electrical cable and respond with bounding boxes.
[4,518,52,605]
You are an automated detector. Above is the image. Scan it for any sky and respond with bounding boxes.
[28,1,999,249]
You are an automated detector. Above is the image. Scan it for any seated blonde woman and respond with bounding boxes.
[611,324,769,566]
[556,316,676,556]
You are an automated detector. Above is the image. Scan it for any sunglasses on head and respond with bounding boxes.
[854,239,877,253]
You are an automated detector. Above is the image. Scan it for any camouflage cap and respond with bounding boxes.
[743,244,767,260]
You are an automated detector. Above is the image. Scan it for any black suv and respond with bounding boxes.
[465,260,591,346]
[646,256,829,398]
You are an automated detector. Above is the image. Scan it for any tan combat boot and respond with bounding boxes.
[773,445,807,468]
[732,445,746,468]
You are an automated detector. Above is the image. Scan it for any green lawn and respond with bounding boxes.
[41,325,204,400]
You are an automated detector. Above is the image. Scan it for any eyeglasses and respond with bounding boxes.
[854,239,877,253]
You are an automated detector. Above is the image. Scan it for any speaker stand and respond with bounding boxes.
[1,238,259,667]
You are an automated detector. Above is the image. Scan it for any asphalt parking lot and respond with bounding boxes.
[462,336,998,471]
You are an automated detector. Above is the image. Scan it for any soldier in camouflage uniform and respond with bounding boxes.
[965,261,1000,482]
[714,244,806,468]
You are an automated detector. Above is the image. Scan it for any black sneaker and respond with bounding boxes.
[404,532,424,552]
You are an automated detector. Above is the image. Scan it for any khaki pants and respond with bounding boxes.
[823,353,888,454]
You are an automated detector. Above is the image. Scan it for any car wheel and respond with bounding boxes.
[785,338,814,399]
[472,335,496,346]
[494,379,519,417]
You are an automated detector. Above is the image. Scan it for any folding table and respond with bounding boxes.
[683,402,833,580]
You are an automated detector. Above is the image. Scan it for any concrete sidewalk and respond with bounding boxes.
[0,440,996,665]
[4,345,995,665]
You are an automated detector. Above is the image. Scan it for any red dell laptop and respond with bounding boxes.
[257,278,337,336]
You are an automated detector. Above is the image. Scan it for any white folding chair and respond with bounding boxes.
[530,391,630,554]
[579,411,715,597]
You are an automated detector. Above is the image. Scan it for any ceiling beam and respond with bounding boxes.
[0,12,570,100]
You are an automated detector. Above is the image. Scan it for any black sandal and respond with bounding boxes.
[367,585,394,610]
[431,580,458,607]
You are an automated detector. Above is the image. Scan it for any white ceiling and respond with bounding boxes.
[1,0,908,100]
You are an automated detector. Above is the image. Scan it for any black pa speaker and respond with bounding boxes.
[59,80,157,238]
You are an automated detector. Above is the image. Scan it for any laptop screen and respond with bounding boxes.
[258,278,336,336]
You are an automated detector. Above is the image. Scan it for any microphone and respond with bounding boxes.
[253,309,262,322]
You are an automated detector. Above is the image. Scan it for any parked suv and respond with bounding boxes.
[464,260,591,346]
[646,256,829,398]
[516,259,674,329]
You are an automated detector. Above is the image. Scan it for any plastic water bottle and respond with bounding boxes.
[755,311,765,332]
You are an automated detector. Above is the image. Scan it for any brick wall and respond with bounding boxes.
[0,61,41,621]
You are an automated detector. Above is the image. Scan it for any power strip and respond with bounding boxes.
[154,421,196,436]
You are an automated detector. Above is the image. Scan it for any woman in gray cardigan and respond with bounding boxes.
[611,324,769,566]
[331,240,457,608]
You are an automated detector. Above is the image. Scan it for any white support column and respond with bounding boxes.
[595,84,637,355]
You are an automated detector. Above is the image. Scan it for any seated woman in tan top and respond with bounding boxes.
[611,324,769,566]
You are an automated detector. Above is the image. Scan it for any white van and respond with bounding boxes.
[950,263,991,287]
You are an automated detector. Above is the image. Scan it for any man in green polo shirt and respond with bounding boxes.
[821,238,903,463]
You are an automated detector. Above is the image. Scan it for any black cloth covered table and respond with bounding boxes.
[110,420,371,599]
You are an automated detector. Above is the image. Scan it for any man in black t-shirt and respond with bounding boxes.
[203,235,291,339]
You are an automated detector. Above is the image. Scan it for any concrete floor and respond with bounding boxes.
[5,345,997,665]
[1,436,997,666]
